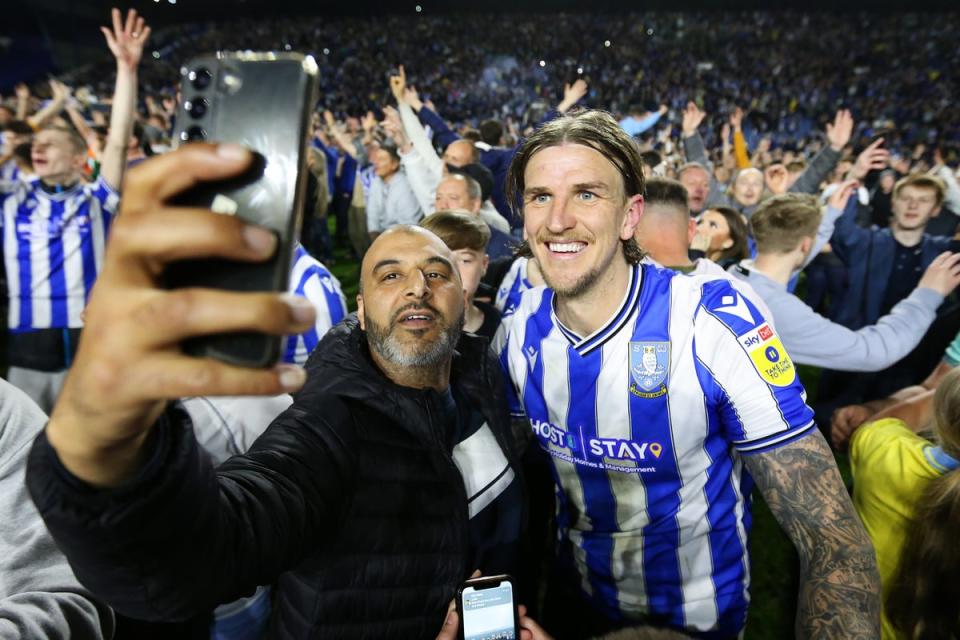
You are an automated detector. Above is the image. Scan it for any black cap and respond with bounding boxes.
[448,162,495,202]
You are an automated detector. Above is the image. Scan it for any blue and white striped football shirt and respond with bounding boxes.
[282,245,348,365]
[0,160,24,183]
[1,177,118,331]
[497,262,814,637]
[495,256,534,316]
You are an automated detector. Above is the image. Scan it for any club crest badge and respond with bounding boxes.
[629,342,669,398]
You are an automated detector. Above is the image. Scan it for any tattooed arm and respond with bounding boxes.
[744,430,880,638]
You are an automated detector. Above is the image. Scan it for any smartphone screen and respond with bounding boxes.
[461,579,517,640]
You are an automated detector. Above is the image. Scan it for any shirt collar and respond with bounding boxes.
[925,445,960,474]
[552,263,642,356]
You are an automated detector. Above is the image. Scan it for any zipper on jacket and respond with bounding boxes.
[424,393,471,578]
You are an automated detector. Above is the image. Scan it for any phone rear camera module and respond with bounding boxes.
[184,97,208,119]
[181,126,206,142]
[188,68,213,90]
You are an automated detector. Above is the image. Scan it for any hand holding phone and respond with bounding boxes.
[167,52,318,367]
[457,575,520,640]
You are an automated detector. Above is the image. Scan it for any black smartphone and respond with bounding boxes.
[456,575,520,640]
[167,52,318,367]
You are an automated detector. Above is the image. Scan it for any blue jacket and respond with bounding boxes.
[830,197,952,329]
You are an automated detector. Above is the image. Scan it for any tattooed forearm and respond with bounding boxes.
[744,430,880,639]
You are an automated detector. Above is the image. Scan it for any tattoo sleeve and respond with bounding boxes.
[743,429,880,639]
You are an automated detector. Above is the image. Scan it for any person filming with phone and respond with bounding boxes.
[24,141,527,639]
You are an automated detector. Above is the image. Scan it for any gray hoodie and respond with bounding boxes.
[0,379,113,639]
[729,262,943,371]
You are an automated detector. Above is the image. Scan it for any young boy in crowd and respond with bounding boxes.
[421,210,501,340]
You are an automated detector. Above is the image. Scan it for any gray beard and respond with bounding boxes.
[366,311,464,368]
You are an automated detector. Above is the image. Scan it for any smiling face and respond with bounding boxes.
[696,209,734,252]
[522,143,642,299]
[733,168,764,207]
[357,228,465,368]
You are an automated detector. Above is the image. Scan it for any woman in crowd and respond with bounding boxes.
[690,205,750,268]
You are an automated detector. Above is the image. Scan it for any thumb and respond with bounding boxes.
[435,609,459,640]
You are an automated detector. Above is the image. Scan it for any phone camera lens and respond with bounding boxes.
[184,97,208,119]
[181,126,206,142]
[188,68,213,90]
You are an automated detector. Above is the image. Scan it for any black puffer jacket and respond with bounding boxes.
[27,315,524,639]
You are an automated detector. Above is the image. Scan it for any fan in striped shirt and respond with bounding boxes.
[1,8,150,413]
[283,244,348,365]
[494,110,880,639]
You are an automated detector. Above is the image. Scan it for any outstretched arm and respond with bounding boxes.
[788,110,853,195]
[62,86,94,148]
[99,8,151,190]
[322,111,357,159]
[744,431,880,639]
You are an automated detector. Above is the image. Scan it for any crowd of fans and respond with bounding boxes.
[2,6,960,640]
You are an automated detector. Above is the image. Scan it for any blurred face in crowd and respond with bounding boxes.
[831,160,853,184]
[365,139,381,161]
[357,228,465,368]
[879,173,896,193]
[714,165,731,186]
[31,129,85,184]
[442,140,475,168]
[733,168,764,207]
[522,143,641,299]
[696,209,734,253]
[5,130,32,150]
[0,106,14,127]
[679,166,710,213]
[372,148,400,180]
[453,247,488,302]
[892,185,941,231]
[434,176,480,213]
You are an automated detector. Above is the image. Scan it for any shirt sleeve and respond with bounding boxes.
[391,173,424,226]
[733,130,751,169]
[85,176,121,219]
[693,278,816,454]
[851,419,917,465]
[849,418,943,483]
[492,310,525,419]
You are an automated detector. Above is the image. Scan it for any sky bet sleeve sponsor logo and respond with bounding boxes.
[737,323,796,387]
[530,418,664,474]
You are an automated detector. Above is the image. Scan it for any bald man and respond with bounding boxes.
[26,145,524,640]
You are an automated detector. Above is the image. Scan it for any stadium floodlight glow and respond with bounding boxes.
[647,28,654,35]
[168,0,176,4]
[577,67,584,74]
[415,4,422,12]
[152,51,160,59]
[604,40,611,47]
[284,44,292,51]
[539,60,545,67]
[322,48,330,55]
